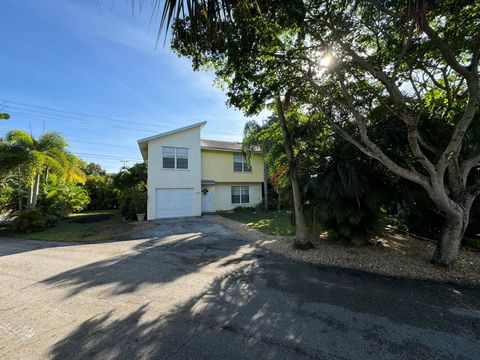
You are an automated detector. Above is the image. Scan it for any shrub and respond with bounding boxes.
[13,208,50,233]
[308,158,386,246]
[120,188,147,221]
[467,237,480,250]
[232,205,256,212]
[40,175,90,218]
[84,175,119,210]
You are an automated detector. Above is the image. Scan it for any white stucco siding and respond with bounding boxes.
[146,126,202,219]
[201,183,262,212]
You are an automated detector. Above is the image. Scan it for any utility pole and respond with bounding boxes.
[120,160,130,169]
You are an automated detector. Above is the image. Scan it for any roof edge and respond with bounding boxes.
[137,121,207,144]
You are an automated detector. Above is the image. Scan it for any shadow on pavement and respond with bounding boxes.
[45,216,480,359]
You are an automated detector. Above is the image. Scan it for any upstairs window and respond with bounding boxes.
[163,147,188,169]
[231,186,250,204]
[233,153,251,172]
[176,148,188,169]
[163,147,175,168]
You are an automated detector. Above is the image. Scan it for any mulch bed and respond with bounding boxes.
[207,215,480,286]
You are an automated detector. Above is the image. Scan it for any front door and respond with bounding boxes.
[201,187,214,213]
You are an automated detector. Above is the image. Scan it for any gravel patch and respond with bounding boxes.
[206,214,480,286]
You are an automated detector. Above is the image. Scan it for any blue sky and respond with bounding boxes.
[0,0,261,172]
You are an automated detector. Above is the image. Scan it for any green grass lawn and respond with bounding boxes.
[16,210,137,242]
[221,210,295,236]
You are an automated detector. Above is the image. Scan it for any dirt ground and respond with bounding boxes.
[207,215,480,285]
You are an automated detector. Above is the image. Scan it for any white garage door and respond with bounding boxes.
[155,188,194,218]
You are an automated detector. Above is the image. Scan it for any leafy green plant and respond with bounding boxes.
[232,205,256,212]
[13,208,49,233]
[466,237,480,250]
[41,174,90,219]
[84,174,119,210]
[309,157,386,246]
[120,188,147,221]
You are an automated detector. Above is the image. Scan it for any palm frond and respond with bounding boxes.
[6,130,34,148]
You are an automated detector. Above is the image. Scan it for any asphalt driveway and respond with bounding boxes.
[0,217,479,359]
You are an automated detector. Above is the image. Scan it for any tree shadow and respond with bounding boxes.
[40,217,255,296]
[0,237,80,257]
[48,246,480,359]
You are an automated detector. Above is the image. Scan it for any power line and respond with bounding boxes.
[5,108,162,134]
[3,100,171,128]
[0,133,136,149]
[68,139,137,149]
[2,99,244,137]
[73,152,143,161]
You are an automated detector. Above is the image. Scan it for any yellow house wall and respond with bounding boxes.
[201,150,264,182]
[202,183,263,211]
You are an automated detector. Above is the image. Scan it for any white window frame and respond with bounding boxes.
[233,153,252,172]
[231,186,250,204]
[162,146,189,169]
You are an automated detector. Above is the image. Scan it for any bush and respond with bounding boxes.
[40,175,90,219]
[394,187,444,239]
[308,158,386,246]
[466,237,480,250]
[13,208,57,233]
[0,186,13,210]
[84,175,119,210]
[232,205,256,212]
[120,189,147,221]
[465,198,480,241]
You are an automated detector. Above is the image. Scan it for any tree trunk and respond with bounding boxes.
[275,95,312,249]
[27,181,34,208]
[30,173,41,208]
[430,191,477,266]
[17,171,23,211]
[431,213,464,266]
[290,170,311,248]
[263,160,269,212]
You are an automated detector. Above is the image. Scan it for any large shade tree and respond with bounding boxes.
[159,0,480,266]
[300,0,480,266]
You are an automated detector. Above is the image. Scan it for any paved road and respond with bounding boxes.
[0,217,479,359]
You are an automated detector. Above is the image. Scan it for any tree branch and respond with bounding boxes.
[328,77,430,189]
[471,30,480,69]
[412,7,471,79]
[437,88,480,175]
[460,152,480,186]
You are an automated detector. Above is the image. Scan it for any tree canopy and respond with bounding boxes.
[168,0,480,265]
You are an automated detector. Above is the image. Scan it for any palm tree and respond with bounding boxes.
[158,0,234,35]
[0,130,71,208]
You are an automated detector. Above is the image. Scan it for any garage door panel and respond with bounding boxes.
[155,188,193,218]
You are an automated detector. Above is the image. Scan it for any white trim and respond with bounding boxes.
[201,146,262,154]
[138,121,207,145]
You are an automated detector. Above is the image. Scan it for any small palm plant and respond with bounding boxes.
[309,156,386,246]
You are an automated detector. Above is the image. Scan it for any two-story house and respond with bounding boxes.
[138,121,264,219]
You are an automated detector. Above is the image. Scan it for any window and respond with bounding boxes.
[231,186,240,204]
[233,153,251,172]
[176,148,188,169]
[231,186,250,204]
[163,147,175,169]
[163,147,188,169]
